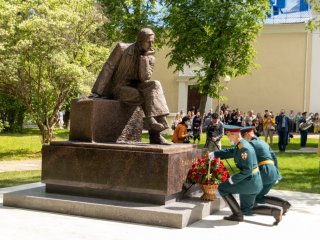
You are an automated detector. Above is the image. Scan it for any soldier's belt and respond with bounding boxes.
[252,167,259,174]
[258,160,274,167]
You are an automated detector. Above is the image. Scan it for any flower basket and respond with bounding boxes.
[186,152,230,201]
[200,184,218,201]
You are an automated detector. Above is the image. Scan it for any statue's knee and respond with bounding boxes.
[142,80,161,90]
[119,86,143,105]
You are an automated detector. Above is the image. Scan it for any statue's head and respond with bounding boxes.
[137,28,155,52]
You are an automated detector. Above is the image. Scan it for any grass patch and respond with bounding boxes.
[223,153,320,194]
[270,136,319,150]
[0,128,69,161]
[274,153,320,193]
[0,170,41,188]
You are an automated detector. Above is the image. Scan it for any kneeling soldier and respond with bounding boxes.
[241,126,291,217]
[209,125,263,222]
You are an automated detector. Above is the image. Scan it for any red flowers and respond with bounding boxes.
[187,153,230,185]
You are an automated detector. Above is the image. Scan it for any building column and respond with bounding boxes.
[178,79,188,112]
[310,30,320,114]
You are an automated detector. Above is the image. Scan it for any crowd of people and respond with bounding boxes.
[171,104,320,151]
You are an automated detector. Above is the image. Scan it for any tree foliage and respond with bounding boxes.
[0,119,9,133]
[0,91,26,132]
[307,0,320,30]
[164,0,270,112]
[0,0,109,143]
[98,0,166,46]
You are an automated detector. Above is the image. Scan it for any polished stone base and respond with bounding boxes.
[3,185,226,229]
[69,98,144,143]
[42,141,202,205]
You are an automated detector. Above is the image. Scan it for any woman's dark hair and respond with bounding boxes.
[181,116,190,123]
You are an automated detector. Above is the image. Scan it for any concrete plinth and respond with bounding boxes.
[42,141,201,205]
[3,185,226,229]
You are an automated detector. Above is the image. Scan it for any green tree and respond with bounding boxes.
[307,0,320,30]
[0,0,109,143]
[164,0,270,113]
[98,0,166,46]
[0,91,26,132]
[0,120,9,133]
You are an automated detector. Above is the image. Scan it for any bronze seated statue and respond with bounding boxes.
[89,28,171,145]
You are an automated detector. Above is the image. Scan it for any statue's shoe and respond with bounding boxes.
[151,122,166,132]
[150,134,173,145]
[146,116,168,132]
[87,93,101,98]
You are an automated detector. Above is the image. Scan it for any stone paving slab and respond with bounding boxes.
[1,184,320,240]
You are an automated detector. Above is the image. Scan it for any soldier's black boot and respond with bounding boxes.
[222,194,244,222]
[252,205,283,225]
[264,195,292,215]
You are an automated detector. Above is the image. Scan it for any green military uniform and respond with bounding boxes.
[241,126,291,217]
[214,138,263,215]
[249,136,281,204]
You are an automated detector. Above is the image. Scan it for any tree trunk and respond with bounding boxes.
[199,94,208,115]
[17,108,25,131]
[36,121,46,144]
[63,110,70,129]
[36,121,55,144]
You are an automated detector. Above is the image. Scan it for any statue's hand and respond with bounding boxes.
[139,54,155,81]
[142,49,155,56]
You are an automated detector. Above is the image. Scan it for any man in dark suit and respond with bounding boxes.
[299,112,308,147]
[275,109,290,152]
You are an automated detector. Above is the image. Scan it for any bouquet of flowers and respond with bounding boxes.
[187,153,230,185]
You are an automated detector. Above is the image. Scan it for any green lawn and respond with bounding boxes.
[275,153,320,193]
[223,152,320,194]
[0,170,41,188]
[0,128,69,161]
[1,129,319,193]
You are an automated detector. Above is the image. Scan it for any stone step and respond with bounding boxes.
[3,185,226,229]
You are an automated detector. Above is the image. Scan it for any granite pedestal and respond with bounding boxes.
[42,142,201,205]
[69,98,144,143]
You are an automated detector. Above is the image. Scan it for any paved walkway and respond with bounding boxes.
[0,160,41,172]
[0,183,319,240]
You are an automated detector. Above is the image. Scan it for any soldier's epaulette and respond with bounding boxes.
[238,143,243,149]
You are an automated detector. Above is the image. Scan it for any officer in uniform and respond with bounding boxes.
[209,125,263,222]
[204,113,224,151]
[241,126,291,217]
[299,112,308,147]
